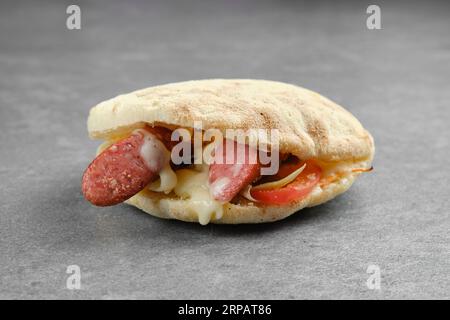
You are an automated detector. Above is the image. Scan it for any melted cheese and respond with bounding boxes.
[148,165,177,194]
[131,129,177,194]
[136,129,167,173]
[173,166,224,225]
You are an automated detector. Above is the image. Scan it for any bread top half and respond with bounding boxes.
[88,79,374,164]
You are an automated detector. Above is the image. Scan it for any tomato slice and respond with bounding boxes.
[250,160,322,205]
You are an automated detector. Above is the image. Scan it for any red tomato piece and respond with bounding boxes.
[250,160,322,205]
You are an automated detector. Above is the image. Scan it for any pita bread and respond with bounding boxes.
[87,79,374,224]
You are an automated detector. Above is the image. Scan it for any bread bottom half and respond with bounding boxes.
[125,159,370,224]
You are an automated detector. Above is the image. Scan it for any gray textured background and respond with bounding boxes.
[0,0,449,299]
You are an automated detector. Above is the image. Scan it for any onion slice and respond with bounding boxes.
[252,163,306,191]
[240,184,259,202]
[351,166,373,173]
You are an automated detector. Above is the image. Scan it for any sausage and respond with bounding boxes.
[146,126,178,151]
[82,127,170,206]
[209,140,261,202]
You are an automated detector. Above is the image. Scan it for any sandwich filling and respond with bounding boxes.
[82,125,370,224]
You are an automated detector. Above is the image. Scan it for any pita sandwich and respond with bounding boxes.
[82,79,374,224]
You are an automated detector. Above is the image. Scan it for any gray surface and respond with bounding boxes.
[0,0,449,299]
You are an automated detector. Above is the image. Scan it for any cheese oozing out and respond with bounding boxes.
[136,129,168,173]
[149,165,178,194]
[130,129,178,194]
[173,165,224,225]
[137,134,223,225]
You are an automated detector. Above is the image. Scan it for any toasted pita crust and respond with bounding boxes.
[87,79,375,224]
